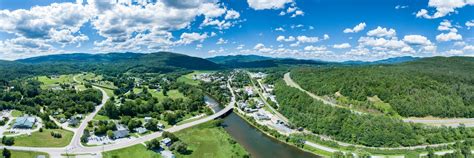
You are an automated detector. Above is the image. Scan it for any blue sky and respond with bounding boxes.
[0,0,473,61]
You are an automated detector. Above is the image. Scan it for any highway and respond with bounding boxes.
[0,76,236,157]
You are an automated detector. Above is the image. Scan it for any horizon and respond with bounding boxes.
[0,0,473,61]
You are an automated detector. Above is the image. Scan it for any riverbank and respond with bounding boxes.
[229,111,326,157]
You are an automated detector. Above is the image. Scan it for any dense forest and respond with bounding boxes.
[274,80,473,147]
[291,57,474,118]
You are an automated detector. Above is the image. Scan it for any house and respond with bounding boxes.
[113,124,129,139]
[161,150,175,158]
[13,116,36,129]
[144,117,152,123]
[157,123,165,130]
[161,137,172,146]
[68,118,79,126]
[244,86,254,96]
[134,127,148,134]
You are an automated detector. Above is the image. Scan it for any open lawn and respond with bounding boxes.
[11,110,23,117]
[174,121,248,158]
[150,89,186,100]
[102,144,162,158]
[93,114,110,121]
[37,75,75,89]
[177,71,201,86]
[12,129,73,147]
[7,150,49,158]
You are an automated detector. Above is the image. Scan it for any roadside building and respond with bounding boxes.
[134,127,148,134]
[113,124,129,139]
[161,138,172,147]
[13,116,36,129]
[144,117,152,123]
[157,123,165,130]
[68,118,79,126]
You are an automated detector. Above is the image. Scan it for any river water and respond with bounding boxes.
[205,95,321,158]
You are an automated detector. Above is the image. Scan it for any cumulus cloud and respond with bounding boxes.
[0,2,92,43]
[333,43,351,49]
[304,45,327,52]
[343,22,366,33]
[466,20,474,29]
[367,26,396,38]
[416,0,474,19]
[276,36,295,42]
[436,32,462,42]
[177,32,209,45]
[247,0,293,10]
[296,36,319,43]
[253,43,273,53]
[403,35,432,45]
[275,27,285,32]
[216,38,228,45]
[323,34,330,40]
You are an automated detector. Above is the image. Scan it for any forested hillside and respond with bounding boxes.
[0,52,220,81]
[274,80,473,147]
[291,57,474,118]
[207,55,329,68]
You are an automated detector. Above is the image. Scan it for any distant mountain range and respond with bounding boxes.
[207,55,329,68]
[1,52,424,81]
[207,55,420,68]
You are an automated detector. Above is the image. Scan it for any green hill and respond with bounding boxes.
[290,56,474,118]
[1,52,220,81]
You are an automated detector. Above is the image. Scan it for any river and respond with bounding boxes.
[205,95,321,158]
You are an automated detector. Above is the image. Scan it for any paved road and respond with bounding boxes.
[0,77,236,157]
[284,72,474,127]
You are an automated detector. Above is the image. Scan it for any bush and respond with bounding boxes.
[1,136,14,146]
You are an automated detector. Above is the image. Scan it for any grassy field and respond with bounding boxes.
[93,114,110,121]
[11,110,23,117]
[177,71,202,86]
[7,150,49,158]
[102,144,162,158]
[174,121,248,158]
[13,129,73,147]
[37,75,75,89]
[149,89,186,100]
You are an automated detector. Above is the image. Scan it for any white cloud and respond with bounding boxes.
[323,34,330,40]
[395,5,408,9]
[247,0,293,10]
[296,36,319,43]
[236,44,244,50]
[416,0,474,19]
[178,32,208,45]
[275,27,285,32]
[466,20,474,29]
[437,20,458,32]
[276,36,295,42]
[216,38,228,45]
[464,45,474,51]
[343,22,366,33]
[333,43,351,49]
[0,3,92,44]
[403,35,432,45]
[436,32,462,42]
[196,44,203,49]
[225,10,240,20]
[367,26,396,37]
[290,10,304,18]
[304,45,327,52]
[253,43,273,53]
